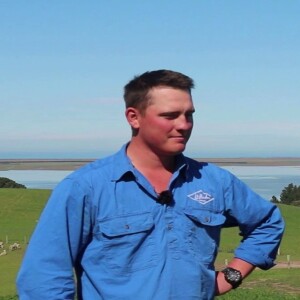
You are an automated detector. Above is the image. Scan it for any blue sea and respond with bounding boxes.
[1,166,300,200]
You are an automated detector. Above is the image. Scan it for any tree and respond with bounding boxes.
[270,195,279,203]
[0,177,26,189]
[280,183,300,206]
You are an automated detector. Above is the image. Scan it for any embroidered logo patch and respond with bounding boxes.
[188,190,215,205]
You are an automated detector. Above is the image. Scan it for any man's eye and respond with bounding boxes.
[162,113,178,119]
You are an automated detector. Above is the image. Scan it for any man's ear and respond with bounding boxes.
[125,107,140,129]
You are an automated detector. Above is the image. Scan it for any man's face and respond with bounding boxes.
[135,86,195,156]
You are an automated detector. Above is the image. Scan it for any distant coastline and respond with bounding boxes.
[1,157,300,171]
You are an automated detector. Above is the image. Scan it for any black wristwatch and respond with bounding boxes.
[221,267,243,289]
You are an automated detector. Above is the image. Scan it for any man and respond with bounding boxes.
[17,70,284,299]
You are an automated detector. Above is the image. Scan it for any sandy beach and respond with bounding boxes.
[1,157,300,171]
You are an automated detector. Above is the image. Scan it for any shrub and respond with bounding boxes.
[0,177,26,189]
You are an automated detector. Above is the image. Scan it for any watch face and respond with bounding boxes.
[222,267,242,288]
[227,269,241,282]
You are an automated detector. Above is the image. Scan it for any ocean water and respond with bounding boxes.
[223,165,300,200]
[1,166,300,200]
[0,170,72,190]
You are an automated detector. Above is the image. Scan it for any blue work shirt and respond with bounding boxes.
[16,144,284,300]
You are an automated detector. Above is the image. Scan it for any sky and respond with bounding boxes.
[1,1,300,159]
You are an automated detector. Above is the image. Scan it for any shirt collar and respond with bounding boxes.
[173,153,189,179]
[111,143,135,181]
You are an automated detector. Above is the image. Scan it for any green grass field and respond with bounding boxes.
[0,189,299,299]
[0,189,50,298]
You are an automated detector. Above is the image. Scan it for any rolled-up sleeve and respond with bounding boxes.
[16,178,92,300]
[225,175,285,270]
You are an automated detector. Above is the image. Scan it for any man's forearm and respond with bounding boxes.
[215,258,255,295]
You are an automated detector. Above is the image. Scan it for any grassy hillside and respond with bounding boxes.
[0,189,50,297]
[0,189,51,242]
[0,189,299,299]
[277,204,300,260]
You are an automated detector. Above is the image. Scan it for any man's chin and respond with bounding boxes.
[167,144,186,155]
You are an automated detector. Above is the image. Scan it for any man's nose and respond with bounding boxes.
[176,115,193,130]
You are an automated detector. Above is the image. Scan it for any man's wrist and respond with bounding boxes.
[221,267,243,289]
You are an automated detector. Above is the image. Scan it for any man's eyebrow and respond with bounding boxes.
[159,109,195,116]
[184,108,195,114]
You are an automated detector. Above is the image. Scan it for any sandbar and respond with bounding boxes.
[1,157,300,171]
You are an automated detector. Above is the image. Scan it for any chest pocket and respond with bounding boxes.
[183,208,226,266]
[97,212,157,274]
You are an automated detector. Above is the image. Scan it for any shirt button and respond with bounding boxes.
[125,224,130,229]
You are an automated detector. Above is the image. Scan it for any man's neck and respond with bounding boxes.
[126,140,176,172]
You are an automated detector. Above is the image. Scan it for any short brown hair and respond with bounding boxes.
[124,69,194,113]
